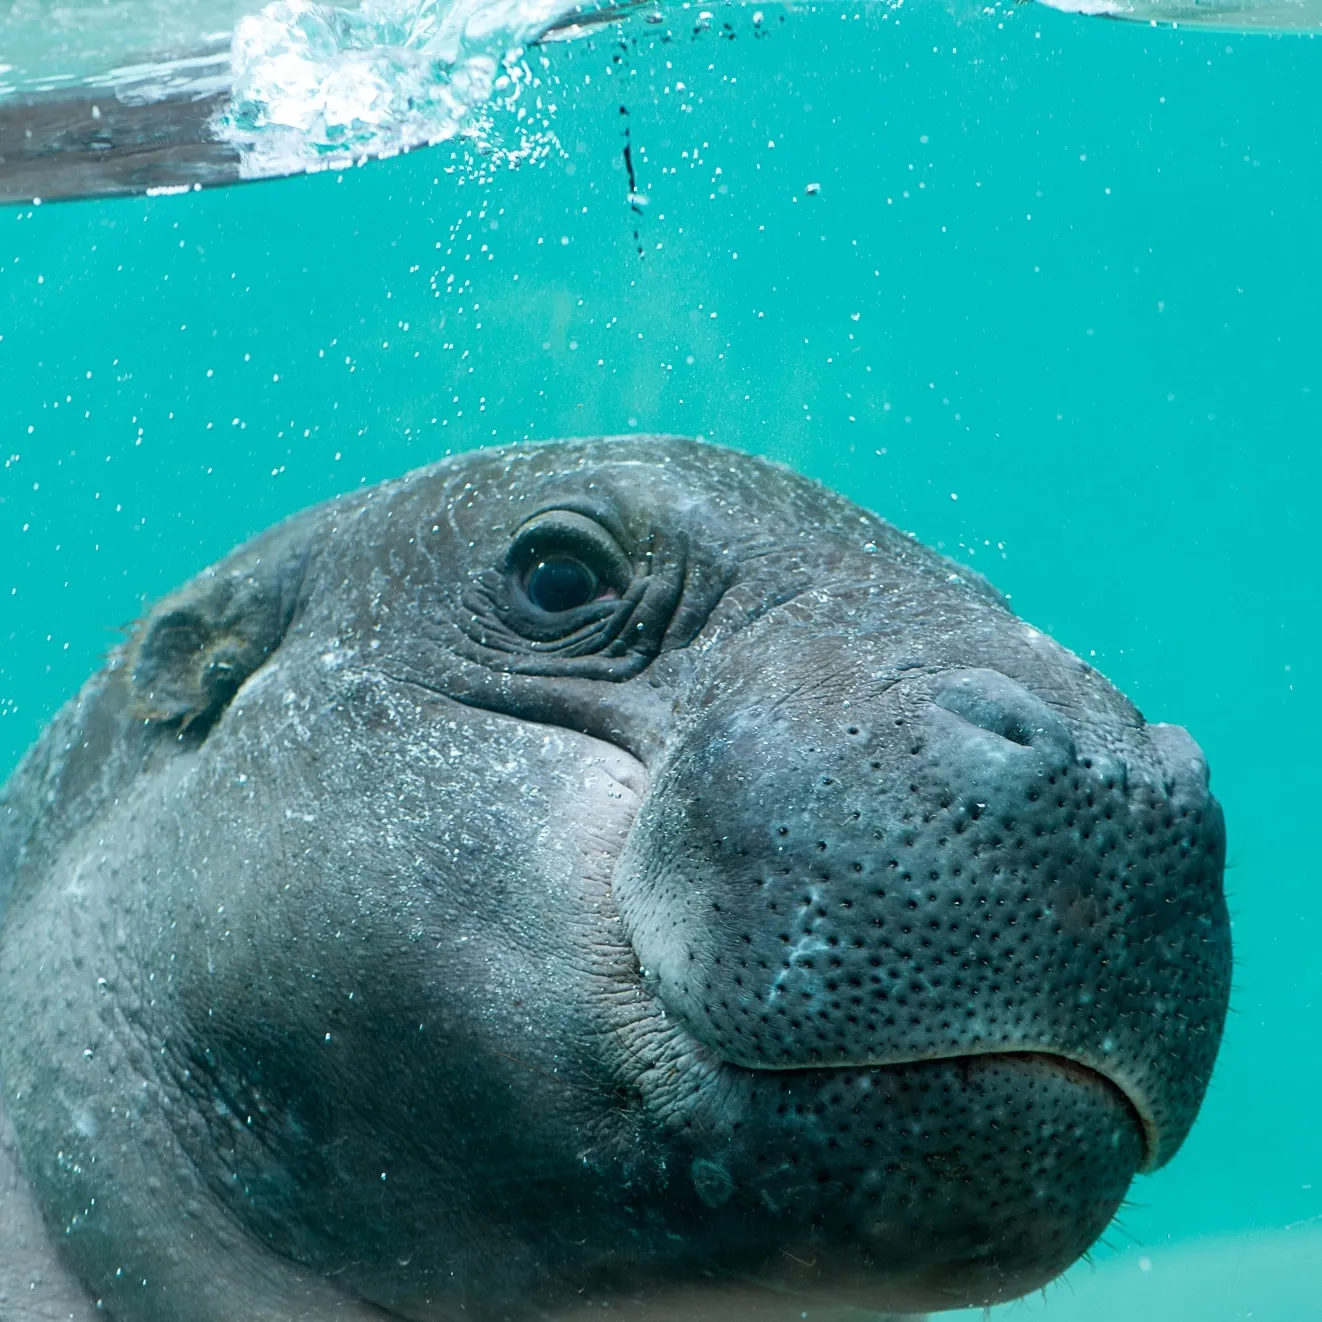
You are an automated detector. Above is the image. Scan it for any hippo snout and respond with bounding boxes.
[617,638,1229,1305]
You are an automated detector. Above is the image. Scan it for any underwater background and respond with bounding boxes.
[1,3,1318,1316]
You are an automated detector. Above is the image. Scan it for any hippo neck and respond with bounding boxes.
[0,1092,100,1321]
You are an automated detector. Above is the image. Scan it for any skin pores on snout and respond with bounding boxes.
[0,436,1230,1322]
[612,615,1225,1308]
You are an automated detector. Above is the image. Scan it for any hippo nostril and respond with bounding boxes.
[1145,721,1212,803]
[933,668,1076,761]
[962,707,1033,748]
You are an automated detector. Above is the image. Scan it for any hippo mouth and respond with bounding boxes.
[766,1047,1140,1112]
[742,1046,1152,1163]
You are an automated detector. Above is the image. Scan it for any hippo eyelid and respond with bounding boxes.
[505,509,634,595]
[513,496,631,546]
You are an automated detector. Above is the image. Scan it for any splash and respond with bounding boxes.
[220,0,593,176]
[221,0,656,178]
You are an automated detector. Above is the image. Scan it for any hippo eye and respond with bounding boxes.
[461,501,704,678]
[506,510,633,618]
[525,555,598,613]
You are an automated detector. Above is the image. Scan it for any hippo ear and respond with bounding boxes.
[129,517,314,731]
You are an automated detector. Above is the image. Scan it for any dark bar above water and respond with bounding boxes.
[0,90,239,203]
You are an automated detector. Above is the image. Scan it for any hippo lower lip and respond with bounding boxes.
[759,1044,1140,1101]
[651,1042,1146,1312]
[733,1049,1149,1160]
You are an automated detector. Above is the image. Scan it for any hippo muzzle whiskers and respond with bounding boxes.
[0,435,1229,1322]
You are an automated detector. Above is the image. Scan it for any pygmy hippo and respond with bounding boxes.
[0,437,1230,1322]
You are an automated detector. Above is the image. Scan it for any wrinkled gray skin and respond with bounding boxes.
[0,437,1230,1322]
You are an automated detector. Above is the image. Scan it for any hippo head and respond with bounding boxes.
[0,437,1230,1322]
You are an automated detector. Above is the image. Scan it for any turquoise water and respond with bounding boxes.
[1,4,1319,1315]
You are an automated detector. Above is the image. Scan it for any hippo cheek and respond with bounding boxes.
[614,662,1228,1309]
